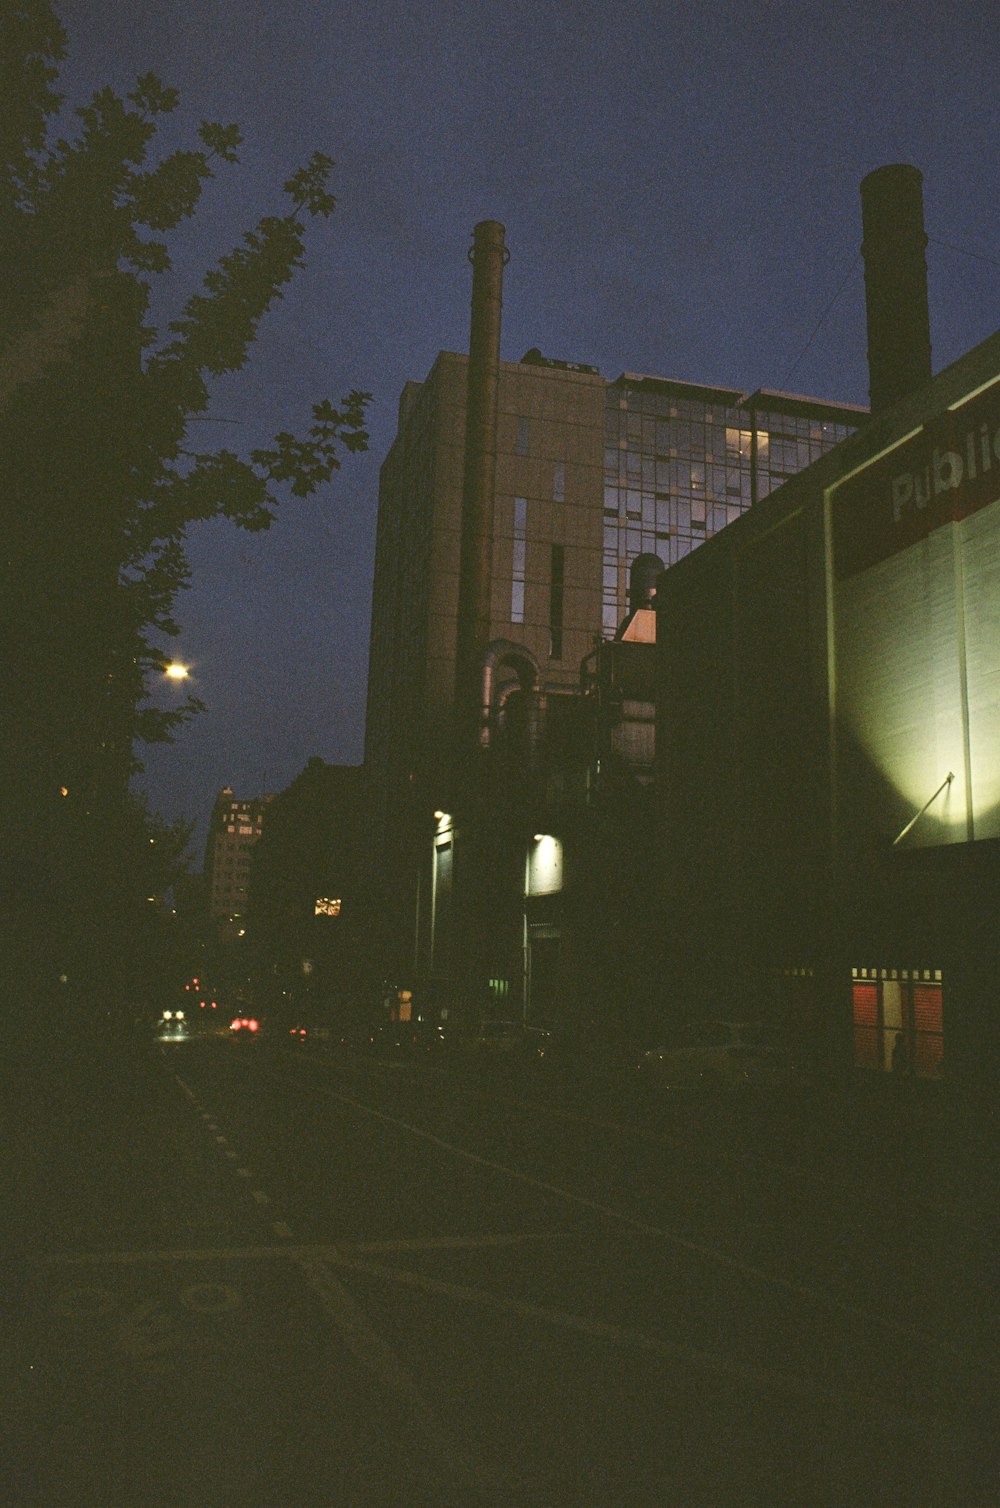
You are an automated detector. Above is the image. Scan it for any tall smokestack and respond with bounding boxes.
[454,220,508,749]
[860,164,932,414]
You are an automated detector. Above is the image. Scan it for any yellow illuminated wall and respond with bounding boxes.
[830,385,1000,846]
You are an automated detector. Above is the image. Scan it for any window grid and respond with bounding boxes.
[601,390,858,633]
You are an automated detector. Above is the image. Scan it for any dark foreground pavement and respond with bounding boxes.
[2,1031,997,1507]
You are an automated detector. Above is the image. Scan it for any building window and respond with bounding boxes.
[315,897,342,916]
[552,460,565,502]
[549,543,564,660]
[851,968,943,1078]
[515,417,529,456]
[511,496,527,624]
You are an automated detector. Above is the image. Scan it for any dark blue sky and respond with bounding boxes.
[58,0,1000,851]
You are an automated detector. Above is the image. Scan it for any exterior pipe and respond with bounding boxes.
[479,638,541,754]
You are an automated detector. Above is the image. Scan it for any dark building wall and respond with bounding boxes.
[656,323,1000,1082]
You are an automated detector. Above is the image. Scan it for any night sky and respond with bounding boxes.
[56,0,1000,853]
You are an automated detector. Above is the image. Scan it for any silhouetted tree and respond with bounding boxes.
[0,2,369,1009]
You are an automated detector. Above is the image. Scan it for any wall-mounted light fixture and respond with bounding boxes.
[892,772,954,847]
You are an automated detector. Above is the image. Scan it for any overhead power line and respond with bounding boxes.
[780,252,862,390]
[927,235,1000,269]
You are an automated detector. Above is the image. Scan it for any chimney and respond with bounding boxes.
[454,220,508,748]
[860,164,933,414]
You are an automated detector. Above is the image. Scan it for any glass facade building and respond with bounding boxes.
[601,376,861,634]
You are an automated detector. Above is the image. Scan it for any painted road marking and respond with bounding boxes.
[180,1282,241,1314]
[293,1074,999,1375]
[54,1286,116,1318]
[315,1249,953,1437]
[115,1299,190,1362]
[44,1250,956,1437]
[39,1231,584,1266]
[294,1255,507,1504]
[170,1078,276,1215]
[341,1231,581,1254]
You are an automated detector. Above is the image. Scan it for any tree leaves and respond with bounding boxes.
[128,72,179,117]
[198,120,242,163]
[284,151,336,219]
[1,1,370,974]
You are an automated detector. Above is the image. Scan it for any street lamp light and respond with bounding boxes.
[164,662,189,681]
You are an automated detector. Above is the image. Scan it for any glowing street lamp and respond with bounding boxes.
[164,662,189,681]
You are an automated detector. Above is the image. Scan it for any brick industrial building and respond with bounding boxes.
[365,222,864,1022]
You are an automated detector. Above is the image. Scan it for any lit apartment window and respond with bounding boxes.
[315,897,342,916]
[511,496,527,623]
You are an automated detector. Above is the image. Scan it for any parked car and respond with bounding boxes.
[358,1020,454,1059]
[638,1020,800,1088]
[285,1022,333,1045]
[467,1020,552,1063]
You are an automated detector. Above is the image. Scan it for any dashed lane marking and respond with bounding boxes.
[168,1074,279,1224]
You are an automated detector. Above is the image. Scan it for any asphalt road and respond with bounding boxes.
[3,1033,997,1507]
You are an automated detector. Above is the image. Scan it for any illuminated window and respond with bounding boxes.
[314,897,342,916]
[511,496,527,623]
[851,968,943,1078]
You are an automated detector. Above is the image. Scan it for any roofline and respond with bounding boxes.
[612,371,868,422]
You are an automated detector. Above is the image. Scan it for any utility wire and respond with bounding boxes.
[779,233,1000,394]
[928,235,1000,268]
[780,251,862,390]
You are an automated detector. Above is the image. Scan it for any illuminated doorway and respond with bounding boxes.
[851,967,944,1078]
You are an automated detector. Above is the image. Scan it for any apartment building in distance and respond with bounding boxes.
[205,787,272,933]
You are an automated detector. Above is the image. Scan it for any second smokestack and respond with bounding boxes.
[860,163,933,414]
